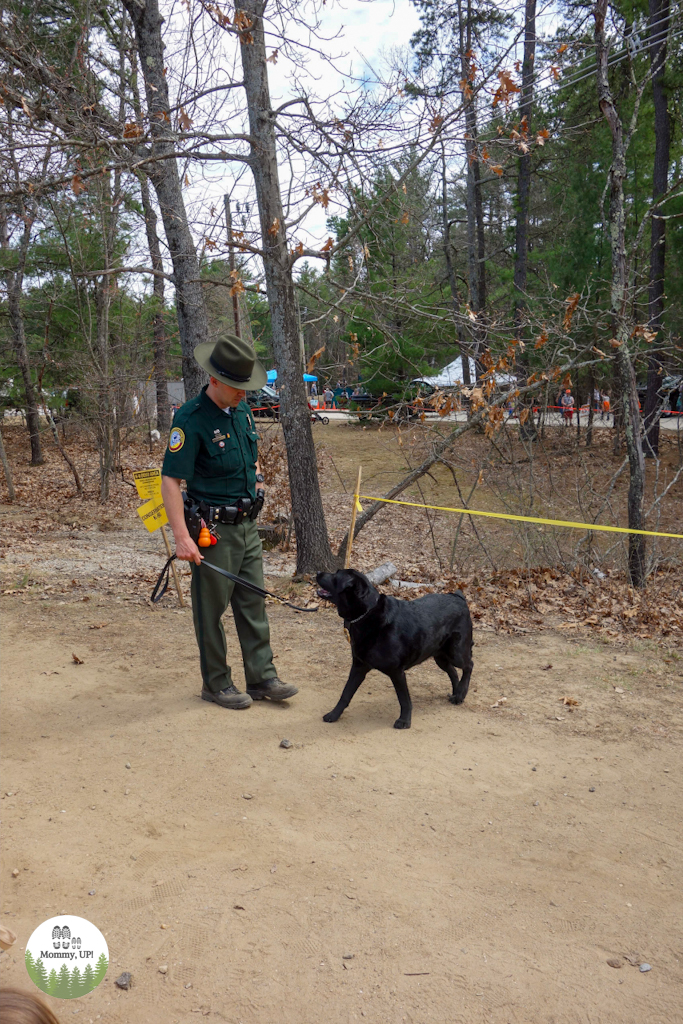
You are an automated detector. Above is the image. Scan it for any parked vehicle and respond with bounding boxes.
[636,375,682,417]
[246,385,280,418]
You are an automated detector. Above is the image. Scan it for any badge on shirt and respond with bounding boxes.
[212,433,228,442]
[168,427,185,453]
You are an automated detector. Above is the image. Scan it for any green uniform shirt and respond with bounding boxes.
[161,386,259,505]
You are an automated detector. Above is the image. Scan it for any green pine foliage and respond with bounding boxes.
[94,952,108,987]
[24,950,38,985]
[69,965,83,997]
[33,958,49,992]
[81,962,96,993]
[55,963,71,998]
[47,968,59,995]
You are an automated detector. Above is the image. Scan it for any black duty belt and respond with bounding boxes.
[151,555,318,613]
[187,495,256,525]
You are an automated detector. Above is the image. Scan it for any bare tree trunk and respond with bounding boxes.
[643,0,671,458]
[0,426,16,501]
[595,0,646,586]
[513,0,536,438]
[440,144,471,387]
[586,363,595,448]
[123,0,209,399]
[0,202,44,465]
[238,0,335,573]
[129,43,171,434]
[139,171,170,433]
[458,0,486,369]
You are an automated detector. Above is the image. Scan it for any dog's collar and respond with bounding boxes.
[345,603,378,626]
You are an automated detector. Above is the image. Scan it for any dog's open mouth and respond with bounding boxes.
[317,588,332,599]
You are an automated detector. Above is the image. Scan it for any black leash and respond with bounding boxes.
[151,554,318,613]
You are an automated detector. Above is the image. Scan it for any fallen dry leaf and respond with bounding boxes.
[89,622,108,630]
[606,958,622,969]
[541,663,553,671]
[560,696,580,706]
[490,697,508,708]
[614,686,625,693]
[72,653,84,665]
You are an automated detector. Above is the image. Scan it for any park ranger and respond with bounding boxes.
[161,334,298,709]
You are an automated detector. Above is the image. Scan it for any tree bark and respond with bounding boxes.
[123,0,209,399]
[513,0,536,438]
[595,0,646,586]
[513,0,535,325]
[238,0,335,573]
[440,144,471,387]
[140,172,171,433]
[130,43,171,433]
[458,0,486,369]
[0,203,44,465]
[0,426,16,501]
[643,0,671,458]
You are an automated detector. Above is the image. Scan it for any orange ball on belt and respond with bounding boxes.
[198,527,212,547]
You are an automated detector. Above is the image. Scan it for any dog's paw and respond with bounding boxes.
[449,694,465,704]
[393,717,411,729]
[323,710,341,723]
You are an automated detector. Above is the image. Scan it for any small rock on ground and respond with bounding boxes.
[114,972,132,990]
[280,739,292,749]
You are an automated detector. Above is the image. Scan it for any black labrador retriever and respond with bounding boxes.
[316,568,473,729]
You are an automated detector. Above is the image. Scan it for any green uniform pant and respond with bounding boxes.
[190,518,276,693]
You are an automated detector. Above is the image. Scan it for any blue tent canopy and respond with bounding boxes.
[266,369,318,383]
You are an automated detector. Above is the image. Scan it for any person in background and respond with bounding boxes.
[323,386,334,409]
[310,381,317,397]
[0,988,62,1024]
[561,388,574,425]
[593,387,601,413]
[602,392,611,422]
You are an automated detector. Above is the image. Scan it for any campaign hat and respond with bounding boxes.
[194,333,266,391]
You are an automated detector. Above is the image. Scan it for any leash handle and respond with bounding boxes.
[151,554,177,604]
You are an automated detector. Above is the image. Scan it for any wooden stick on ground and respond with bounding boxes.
[344,466,362,568]
[161,523,185,607]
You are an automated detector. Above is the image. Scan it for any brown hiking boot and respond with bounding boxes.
[201,685,253,709]
[247,677,299,701]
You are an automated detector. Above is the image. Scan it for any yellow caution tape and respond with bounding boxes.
[355,495,363,513]
[357,495,683,541]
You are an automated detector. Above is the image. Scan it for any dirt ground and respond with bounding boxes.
[1,418,683,1023]
[2,519,683,1023]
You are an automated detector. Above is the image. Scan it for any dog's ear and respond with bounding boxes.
[334,571,361,616]
[347,570,372,599]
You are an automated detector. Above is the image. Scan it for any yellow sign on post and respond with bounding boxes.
[133,468,163,502]
[137,496,168,533]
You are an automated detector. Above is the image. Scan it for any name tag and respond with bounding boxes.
[212,434,229,442]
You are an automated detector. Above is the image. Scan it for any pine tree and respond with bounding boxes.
[24,950,38,986]
[47,968,58,995]
[69,965,83,998]
[81,962,96,993]
[33,957,49,993]
[93,952,108,987]
[56,963,71,998]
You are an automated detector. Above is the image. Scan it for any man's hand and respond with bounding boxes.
[175,534,203,565]
[161,475,203,565]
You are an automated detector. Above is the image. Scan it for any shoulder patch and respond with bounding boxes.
[168,427,185,453]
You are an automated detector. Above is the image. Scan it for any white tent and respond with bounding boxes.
[413,355,516,388]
